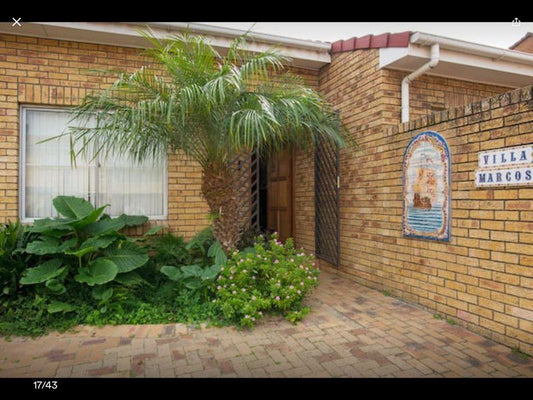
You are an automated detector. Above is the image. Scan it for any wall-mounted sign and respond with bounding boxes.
[403,131,451,241]
[475,145,533,187]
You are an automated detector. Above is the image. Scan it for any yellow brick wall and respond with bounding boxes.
[0,33,318,240]
[313,47,533,354]
[383,69,511,120]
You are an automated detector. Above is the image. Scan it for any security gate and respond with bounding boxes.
[315,137,340,267]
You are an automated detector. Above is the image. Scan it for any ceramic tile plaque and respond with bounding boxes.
[475,144,533,187]
[403,131,451,241]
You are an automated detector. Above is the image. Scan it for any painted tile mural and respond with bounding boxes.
[403,131,450,241]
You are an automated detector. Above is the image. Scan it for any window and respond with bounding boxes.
[20,106,167,220]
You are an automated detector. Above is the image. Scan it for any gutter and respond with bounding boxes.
[401,43,440,123]
[145,22,331,52]
[410,32,533,64]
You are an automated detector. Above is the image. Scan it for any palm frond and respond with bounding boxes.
[63,30,351,172]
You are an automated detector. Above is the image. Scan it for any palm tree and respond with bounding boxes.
[66,31,349,252]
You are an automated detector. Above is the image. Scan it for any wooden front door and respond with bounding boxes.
[267,149,293,242]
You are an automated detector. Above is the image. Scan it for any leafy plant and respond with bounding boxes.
[160,239,226,296]
[0,220,36,298]
[18,195,150,308]
[186,226,215,264]
[213,233,319,327]
[63,32,350,252]
[147,233,191,267]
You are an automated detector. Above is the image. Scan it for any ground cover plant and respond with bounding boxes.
[0,196,319,337]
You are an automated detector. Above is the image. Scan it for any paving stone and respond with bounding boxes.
[0,271,531,378]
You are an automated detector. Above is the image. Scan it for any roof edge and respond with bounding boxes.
[331,32,411,53]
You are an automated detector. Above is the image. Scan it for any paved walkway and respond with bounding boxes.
[1,271,532,378]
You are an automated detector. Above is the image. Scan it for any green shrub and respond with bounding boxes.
[159,239,226,298]
[213,233,319,327]
[18,195,150,309]
[186,226,215,265]
[147,233,191,267]
[0,221,36,298]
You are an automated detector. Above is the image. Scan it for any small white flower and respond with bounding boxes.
[240,259,244,263]
[229,276,233,280]
[252,296,256,300]
[286,295,290,299]
[232,290,237,294]
[297,290,301,294]
[252,276,256,280]
[242,288,246,292]
[242,269,247,274]
[289,285,294,290]
[217,285,222,290]
[212,299,216,303]
[300,282,304,286]
[275,296,280,301]
[245,315,250,319]
[252,317,255,321]
[258,311,263,315]
[290,258,294,262]
[231,283,235,287]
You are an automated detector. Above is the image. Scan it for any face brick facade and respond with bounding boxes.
[0,33,318,239]
[1,31,532,354]
[303,48,533,355]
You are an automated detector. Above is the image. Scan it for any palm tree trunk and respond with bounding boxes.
[201,162,241,253]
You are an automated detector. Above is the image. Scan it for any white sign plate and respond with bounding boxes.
[475,144,533,187]
[478,145,532,168]
[475,166,533,187]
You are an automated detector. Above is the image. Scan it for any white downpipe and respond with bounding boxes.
[401,43,440,123]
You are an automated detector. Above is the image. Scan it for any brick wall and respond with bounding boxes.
[0,33,318,240]
[383,86,533,355]
[382,70,511,120]
[308,48,533,354]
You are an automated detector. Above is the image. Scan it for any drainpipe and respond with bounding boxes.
[401,43,440,123]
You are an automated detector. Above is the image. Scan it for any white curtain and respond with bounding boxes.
[97,152,165,217]
[25,109,94,218]
[24,108,165,219]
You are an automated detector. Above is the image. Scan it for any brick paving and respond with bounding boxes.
[1,271,532,378]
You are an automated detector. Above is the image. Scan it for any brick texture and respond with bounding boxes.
[311,48,533,355]
[0,33,318,240]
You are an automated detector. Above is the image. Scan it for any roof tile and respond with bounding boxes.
[331,32,412,54]
[342,37,356,52]
[388,31,411,47]
[370,33,390,48]
[355,35,372,49]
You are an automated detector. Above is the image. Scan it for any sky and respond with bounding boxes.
[198,22,533,49]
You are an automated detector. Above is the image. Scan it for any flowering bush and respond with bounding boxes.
[212,233,319,327]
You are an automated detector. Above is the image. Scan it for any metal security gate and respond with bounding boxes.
[315,137,340,267]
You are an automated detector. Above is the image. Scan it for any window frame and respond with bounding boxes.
[19,105,168,222]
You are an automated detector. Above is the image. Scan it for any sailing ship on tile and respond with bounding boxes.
[412,165,437,210]
[403,131,450,241]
